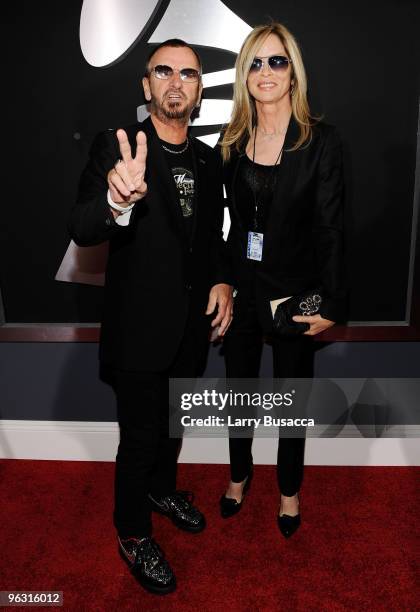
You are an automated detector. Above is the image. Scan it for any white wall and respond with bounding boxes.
[1,420,418,465]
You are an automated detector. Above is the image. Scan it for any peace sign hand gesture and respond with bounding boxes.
[107,129,148,208]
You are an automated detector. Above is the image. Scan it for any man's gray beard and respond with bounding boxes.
[151,97,192,123]
[164,105,188,119]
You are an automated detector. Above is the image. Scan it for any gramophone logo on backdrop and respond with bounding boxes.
[56,0,251,286]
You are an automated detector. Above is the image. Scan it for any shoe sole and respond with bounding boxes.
[118,547,177,595]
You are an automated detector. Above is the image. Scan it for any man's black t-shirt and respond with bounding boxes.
[160,138,194,240]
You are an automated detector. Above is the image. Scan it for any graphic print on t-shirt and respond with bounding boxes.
[172,167,194,218]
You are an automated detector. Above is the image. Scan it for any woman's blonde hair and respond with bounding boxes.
[221,22,319,161]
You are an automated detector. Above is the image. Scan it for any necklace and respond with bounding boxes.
[257,126,287,139]
[161,138,189,154]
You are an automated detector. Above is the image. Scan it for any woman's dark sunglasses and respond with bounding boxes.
[150,64,201,82]
[249,55,292,73]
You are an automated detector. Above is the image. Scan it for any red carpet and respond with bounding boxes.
[0,460,418,611]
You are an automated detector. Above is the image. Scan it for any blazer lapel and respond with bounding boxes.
[189,138,204,245]
[228,149,247,234]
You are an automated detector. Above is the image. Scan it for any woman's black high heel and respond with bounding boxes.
[219,469,253,518]
[277,493,301,538]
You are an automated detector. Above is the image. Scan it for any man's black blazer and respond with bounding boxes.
[69,116,230,372]
[223,117,348,332]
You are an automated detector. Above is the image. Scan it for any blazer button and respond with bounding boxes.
[185,284,192,291]
[105,218,111,226]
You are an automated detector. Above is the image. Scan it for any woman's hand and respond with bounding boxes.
[292,314,335,336]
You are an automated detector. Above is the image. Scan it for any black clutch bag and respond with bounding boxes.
[273,288,323,336]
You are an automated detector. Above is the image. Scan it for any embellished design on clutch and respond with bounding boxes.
[299,293,322,316]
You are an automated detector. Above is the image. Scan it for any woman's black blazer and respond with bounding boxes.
[222,117,348,332]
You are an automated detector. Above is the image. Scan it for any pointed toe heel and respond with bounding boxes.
[219,494,242,518]
[277,513,301,538]
[219,469,253,519]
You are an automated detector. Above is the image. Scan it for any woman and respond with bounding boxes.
[219,23,347,537]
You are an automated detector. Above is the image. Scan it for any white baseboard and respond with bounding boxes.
[0,420,419,465]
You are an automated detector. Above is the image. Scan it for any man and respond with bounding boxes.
[69,39,232,595]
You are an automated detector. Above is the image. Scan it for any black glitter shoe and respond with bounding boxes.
[118,536,176,595]
[149,491,206,533]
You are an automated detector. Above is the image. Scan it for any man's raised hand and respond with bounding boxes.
[107,129,148,207]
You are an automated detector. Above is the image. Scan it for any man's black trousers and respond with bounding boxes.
[111,319,206,538]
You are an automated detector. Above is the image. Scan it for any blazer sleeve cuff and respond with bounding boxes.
[319,295,349,324]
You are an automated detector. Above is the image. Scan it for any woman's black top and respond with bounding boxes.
[233,155,282,303]
[235,155,282,233]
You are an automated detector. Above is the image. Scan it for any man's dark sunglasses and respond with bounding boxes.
[249,55,292,73]
[150,64,201,82]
